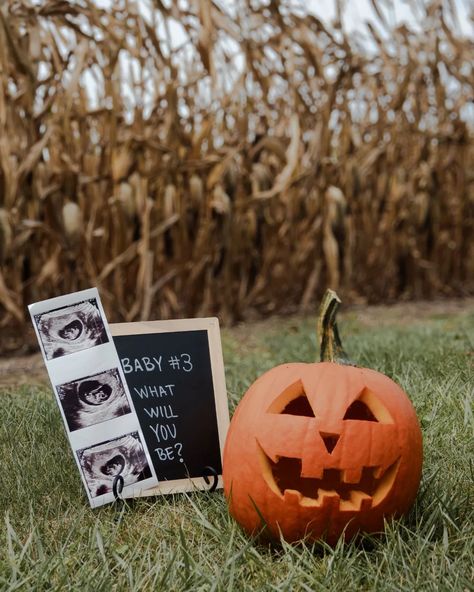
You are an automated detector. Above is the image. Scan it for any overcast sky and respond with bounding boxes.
[307,0,473,36]
[92,0,473,36]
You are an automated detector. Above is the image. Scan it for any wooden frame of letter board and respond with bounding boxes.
[110,318,229,496]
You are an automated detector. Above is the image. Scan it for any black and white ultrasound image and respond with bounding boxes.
[56,368,131,432]
[77,433,152,498]
[34,299,108,360]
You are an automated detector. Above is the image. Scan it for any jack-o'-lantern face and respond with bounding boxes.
[258,378,400,511]
[223,362,422,545]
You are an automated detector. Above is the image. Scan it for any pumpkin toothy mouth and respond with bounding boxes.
[258,443,400,511]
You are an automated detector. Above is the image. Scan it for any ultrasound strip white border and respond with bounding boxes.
[28,288,159,507]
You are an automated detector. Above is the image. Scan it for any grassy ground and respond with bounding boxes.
[1,303,473,591]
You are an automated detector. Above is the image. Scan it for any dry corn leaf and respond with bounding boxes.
[0,0,471,335]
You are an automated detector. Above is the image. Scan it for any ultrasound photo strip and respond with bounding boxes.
[56,368,131,432]
[28,288,159,507]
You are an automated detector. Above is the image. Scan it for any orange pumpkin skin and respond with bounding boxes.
[223,362,423,545]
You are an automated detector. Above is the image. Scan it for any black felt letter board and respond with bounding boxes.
[113,330,222,482]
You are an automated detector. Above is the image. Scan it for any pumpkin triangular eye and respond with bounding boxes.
[281,392,315,417]
[343,400,378,422]
[267,380,315,417]
[343,388,395,423]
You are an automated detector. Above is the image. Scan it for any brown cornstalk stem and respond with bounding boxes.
[317,289,353,365]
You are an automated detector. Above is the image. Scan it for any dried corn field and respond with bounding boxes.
[0,0,473,339]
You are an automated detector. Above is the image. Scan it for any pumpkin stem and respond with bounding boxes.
[317,289,352,364]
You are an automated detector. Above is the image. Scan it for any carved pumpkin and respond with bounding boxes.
[223,291,422,545]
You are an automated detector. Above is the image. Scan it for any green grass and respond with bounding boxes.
[1,306,473,591]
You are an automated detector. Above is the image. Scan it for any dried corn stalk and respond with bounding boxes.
[0,0,472,345]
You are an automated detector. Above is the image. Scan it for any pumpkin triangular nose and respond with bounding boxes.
[320,432,340,454]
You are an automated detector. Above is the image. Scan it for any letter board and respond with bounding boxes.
[110,318,229,494]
